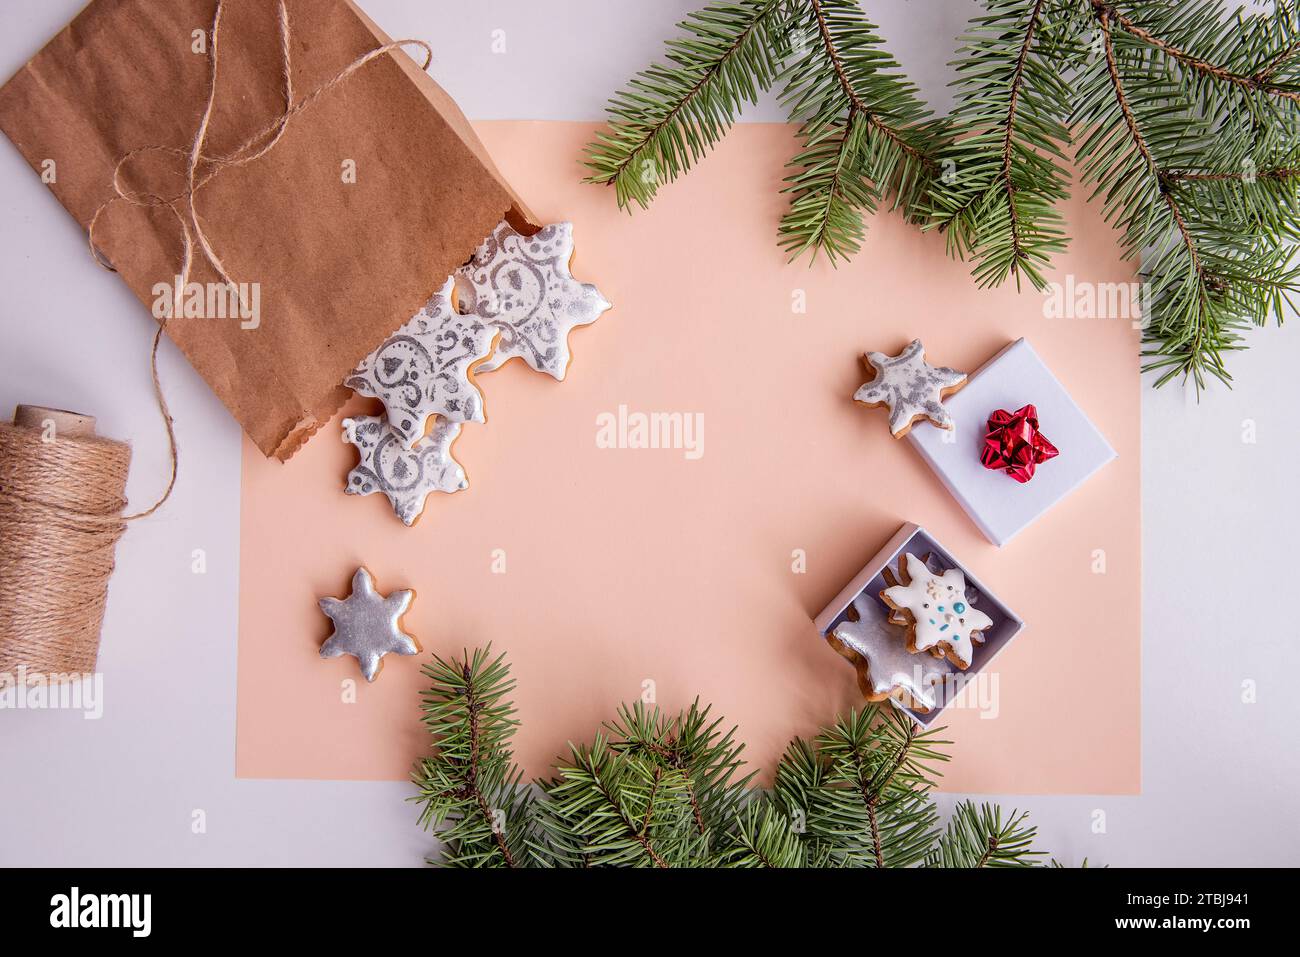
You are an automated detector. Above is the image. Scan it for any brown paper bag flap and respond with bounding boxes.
[0,0,537,460]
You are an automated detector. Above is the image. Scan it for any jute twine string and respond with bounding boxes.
[0,1,434,678]
[86,0,433,521]
[0,414,131,675]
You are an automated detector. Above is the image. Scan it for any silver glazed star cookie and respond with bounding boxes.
[342,414,467,526]
[831,595,952,711]
[345,276,498,446]
[853,339,967,437]
[455,221,611,380]
[880,552,993,669]
[319,567,419,682]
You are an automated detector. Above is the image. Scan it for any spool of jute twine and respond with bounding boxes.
[0,406,138,677]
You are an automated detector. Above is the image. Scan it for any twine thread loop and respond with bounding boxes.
[86,0,434,519]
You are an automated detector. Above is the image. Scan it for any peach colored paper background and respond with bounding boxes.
[236,121,1140,793]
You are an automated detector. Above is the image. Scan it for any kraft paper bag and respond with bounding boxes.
[0,0,536,460]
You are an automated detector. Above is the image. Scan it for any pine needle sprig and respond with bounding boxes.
[1075,1,1300,388]
[582,0,790,209]
[606,699,754,847]
[928,800,1044,867]
[770,735,831,821]
[410,646,533,868]
[532,732,703,867]
[717,798,814,867]
[777,0,942,262]
[769,706,951,868]
[413,649,1065,868]
[1093,0,1300,109]
[925,0,1076,289]
[811,707,948,867]
[1164,148,1300,246]
[583,0,1300,390]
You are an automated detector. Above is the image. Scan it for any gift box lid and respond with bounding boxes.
[906,338,1116,547]
[814,522,1025,727]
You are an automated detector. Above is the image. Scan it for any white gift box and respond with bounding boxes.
[814,522,1024,727]
[907,338,1116,547]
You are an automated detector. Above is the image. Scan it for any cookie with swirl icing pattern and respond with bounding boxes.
[345,276,498,447]
[455,221,611,380]
[342,415,466,526]
[880,552,992,670]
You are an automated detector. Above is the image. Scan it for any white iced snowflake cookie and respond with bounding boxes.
[455,221,611,380]
[831,595,952,711]
[880,553,993,670]
[342,415,467,526]
[853,339,967,437]
[345,276,498,447]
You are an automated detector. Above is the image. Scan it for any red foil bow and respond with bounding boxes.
[980,404,1058,483]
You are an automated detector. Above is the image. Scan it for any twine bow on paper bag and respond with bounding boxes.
[85,0,435,514]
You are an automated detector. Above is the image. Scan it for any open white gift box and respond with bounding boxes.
[814,522,1024,727]
[907,338,1116,547]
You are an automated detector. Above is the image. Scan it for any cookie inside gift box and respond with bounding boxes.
[814,522,1024,727]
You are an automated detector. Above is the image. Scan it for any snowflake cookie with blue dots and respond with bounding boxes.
[880,552,992,670]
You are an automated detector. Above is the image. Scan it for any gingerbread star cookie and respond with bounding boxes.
[342,415,467,526]
[455,221,611,380]
[880,552,993,669]
[831,595,952,711]
[853,339,967,437]
[345,276,498,447]
[319,567,419,682]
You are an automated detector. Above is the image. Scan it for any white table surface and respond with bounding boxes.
[1,0,1296,867]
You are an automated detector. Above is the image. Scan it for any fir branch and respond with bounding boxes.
[770,735,829,827]
[778,0,941,262]
[805,0,938,170]
[928,801,1043,868]
[581,0,1300,389]
[1163,167,1300,182]
[926,0,1074,289]
[637,766,669,862]
[992,0,1047,268]
[779,110,876,264]
[1256,38,1300,82]
[410,647,531,868]
[770,706,950,868]
[1097,9,1203,278]
[415,649,1068,869]
[717,799,809,867]
[1073,1,1300,388]
[607,699,753,848]
[583,0,789,209]
[534,733,700,867]
[829,708,946,868]
[1095,0,1300,104]
[1090,8,1215,382]
[1167,158,1300,243]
